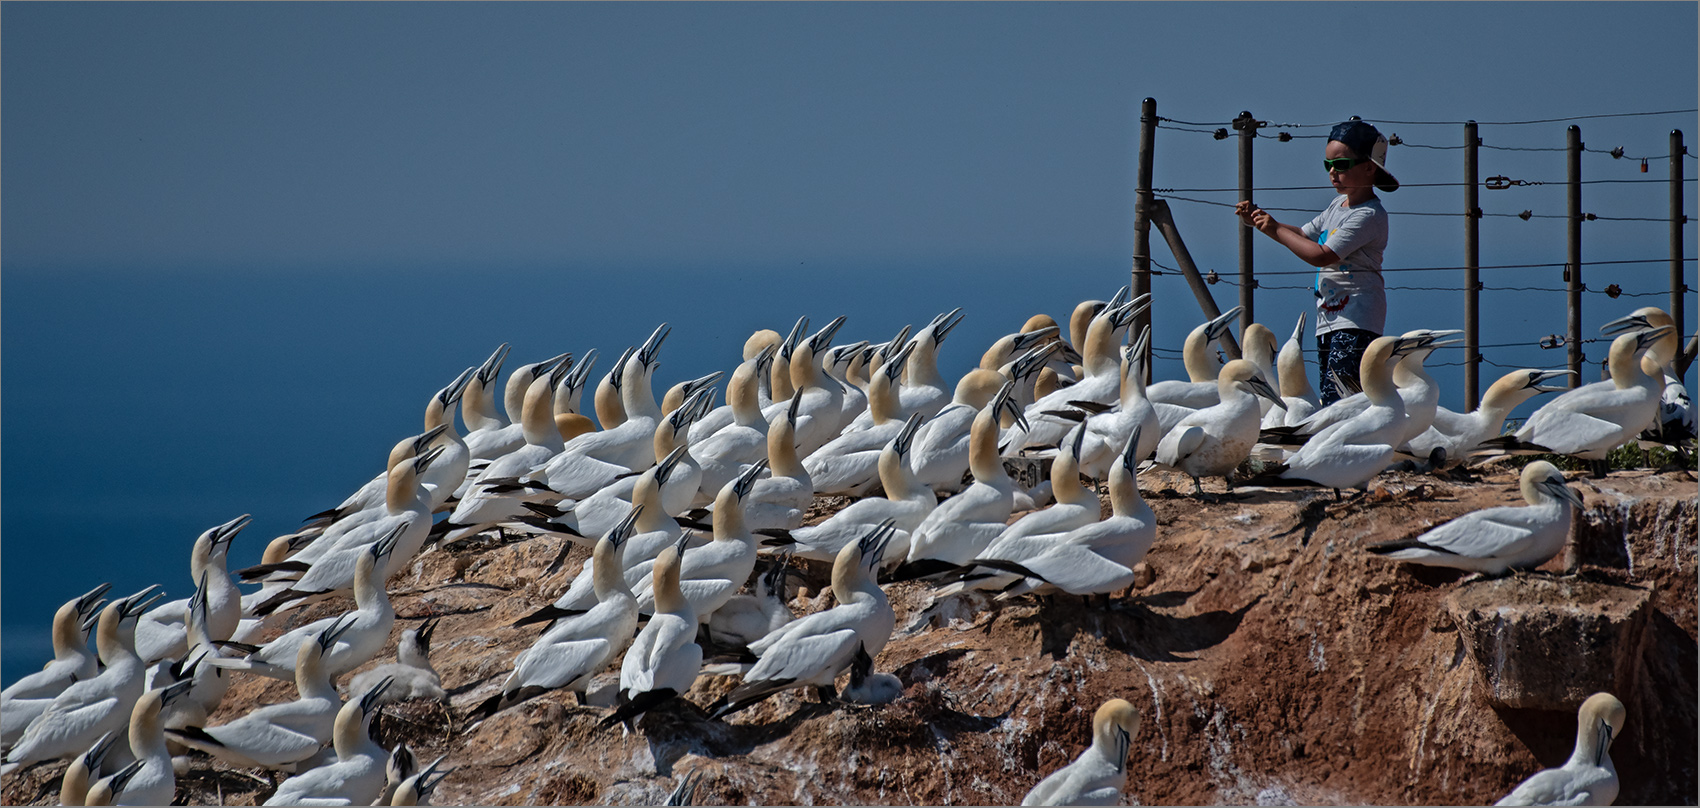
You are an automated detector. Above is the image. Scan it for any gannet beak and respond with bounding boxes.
[734,459,769,499]
[671,389,713,431]
[360,676,396,715]
[1106,285,1129,308]
[893,412,925,457]
[1248,375,1286,409]
[1068,418,1090,457]
[477,343,511,386]
[932,308,965,343]
[548,355,577,388]
[857,519,896,569]
[1290,311,1308,343]
[534,352,572,379]
[1112,294,1153,328]
[995,380,1029,431]
[414,617,438,654]
[639,325,671,370]
[809,315,848,353]
[1121,425,1145,472]
[319,613,358,651]
[1599,313,1652,335]
[566,349,599,392]
[1011,342,1060,382]
[413,445,446,473]
[212,514,254,550]
[370,524,404,563]
[607,347,635,393]
[1205,306,1244,341]
[1530,369,1578,392]
[413,424,450,453]
[786,388,804,423]
[781,317,809,360]
[1543,475,1586,509]
[609,504,644,548]
[883,340,917,382]
[119,585,165,619]
[76,583,114,617]
[656,444,690,484]
[1013,326,1058,352]
[442,367,477,406]
[674,531,694,556]
[1635,325,1674,349]
[160,678,196,705]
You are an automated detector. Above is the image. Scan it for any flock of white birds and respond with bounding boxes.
[3,288,1689,805]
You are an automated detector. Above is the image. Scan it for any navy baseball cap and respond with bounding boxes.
[1330,120,1400,192]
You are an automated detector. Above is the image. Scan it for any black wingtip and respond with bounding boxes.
[1366,538,1458,556]
[597,688,678,729]
[163,725,225,747]
[880,558,959,584]
[510,604,586,629]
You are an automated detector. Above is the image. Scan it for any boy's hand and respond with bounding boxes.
[1236,201,1277,234]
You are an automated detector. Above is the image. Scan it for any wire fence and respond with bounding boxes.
[1130,103,1697,406]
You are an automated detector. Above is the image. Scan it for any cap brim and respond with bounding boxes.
[1373,164,1399,192]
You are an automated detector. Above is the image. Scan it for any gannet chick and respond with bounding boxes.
[1496,692,1626,806]
[1406,369,1574,468]
[1154,359,1284,497]
[894,381,1027,578]
[1367,460,1583,574]
[1146,306,1244,408]
[166,617,355,770]
[262,677,395,806]
[212,527,399,682]
[1021,698,1141,806]
[840,644,902,706]
[390,752,451,806]
[466,507,644,722]
[709,521,897,718]
[1478,326,1671,473]
[944,425,1155,599]
[135,514,251,664]
[4,587,164,774]
[83,680,193,806]
[707,552,798,648]
[349,618,445,706]
[1,583,109,746]
[785,411,932,565]
[741,389,814,532]
[600,537,704,728]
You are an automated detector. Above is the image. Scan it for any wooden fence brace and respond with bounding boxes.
[1464,121,1481,409]
[1234,110,1258,335]
[1567,125,1583,386]
[1672,129,1689,381]
[1148,197,1242,360]
[1132,97,1158,382]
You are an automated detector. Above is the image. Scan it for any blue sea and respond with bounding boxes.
[3,260,1691,685]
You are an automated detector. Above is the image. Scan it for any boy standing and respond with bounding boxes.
[1236,119,1399,405]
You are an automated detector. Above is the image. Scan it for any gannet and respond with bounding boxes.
[390,752,451,806]
[1241,322,1282,419]
[989,421,1100,546]
[911,367,1015,495]
[5,587,164,774]
[691,331,781,444]
[473,352,572,461]
[1264,330,1461,449]
[58,730,124,807]
[330,370,476,521]
[84,680,192,806]
[706,553,798,648]
[895,381,1027,578]
[251,450,440,614]
[979,325,1059,375]
[214,527,399,681]
[1367,460,1583,574]
[805,340,917,496]
[1406,369,1575,468]
[632,460,766,620]
[601,538,704,728]
[1154,359,1284,497]
[568,388,713,539]
[784,412,933,565]
[1602,308,1694,451]
[551,349,601,444]
[943,425,1155,599]
[840,644,902,706]
[1,583,109,746]
[1269,312,1321,427]
[1265,336,1418,492]
[518,446,691,623]
[154,572,234,733]
[467,508,643,721]
[593,346,637,432]
[558,323,672,473]
[79,757,142,807]
[1478,326,1672,474]
[999,342,1063,428]
[762,316,848,458]
[135,514,251,663]
[1021,698,1141,806]
[709,521,897,717]
[289,427,446,568]
[349,618,445,706]
[757,318,808,411]
[459,344,511,446]
[1004,297,1146,453]
[893,308,965,421]
[1073,327,1161,480]
[740,390,814,532]
[437,356,575,544]
[165,617,354,770]
[662,371,726,427]
[828,340,872,427]
[262,677,395,806]
[1146,306,1244,408]
[691,344,776,499]
[1495,692,1626,806]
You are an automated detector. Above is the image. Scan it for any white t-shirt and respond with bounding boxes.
[1301,194,1388,336]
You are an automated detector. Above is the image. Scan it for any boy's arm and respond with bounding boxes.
[1236,202,1339,267]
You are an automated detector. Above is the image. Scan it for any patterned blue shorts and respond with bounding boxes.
[1316,328,1378,406]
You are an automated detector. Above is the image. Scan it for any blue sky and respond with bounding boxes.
[3,2,1695,683]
